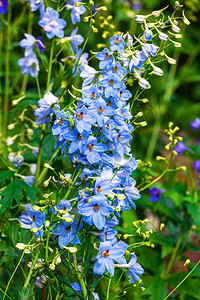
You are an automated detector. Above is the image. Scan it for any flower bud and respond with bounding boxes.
[32,205,41,211]
[135,15,147,23]
[160,223,165,230]
[184,259,190,266]
[43,176,52,187]
[182,11,190,25]
[44,163,54,171]
[16,243,31,254]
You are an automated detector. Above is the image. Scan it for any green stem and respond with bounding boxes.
[36,76,41,99]
[73,253,88,300]
[35,131,45,188]
[139,153,173,192]
[164,260,200,300]
[164,231,183,278]
[3,238,35,300]
[106,277,112,300]
[46,39,54,90]
[3,0,11,138]
[63,168,82,199]
[37,148,60,186]
[22,249,40,291]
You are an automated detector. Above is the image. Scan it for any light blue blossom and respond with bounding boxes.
[39,7,67,39]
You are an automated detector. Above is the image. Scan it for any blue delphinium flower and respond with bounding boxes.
[29,0,44,14]
[24,176,35,186]
[64,129,89,154]
[19,208,45,238]
[18,52,39,77]
[80,65,97,86]
[143,29,153,41]
[66,0,86,24]
[78,195,113,229]
[193,160,200,174]
[83,136,107,164]
[0,0,8,14]
[19,34,37,56]
[13,154,24,166]
[190,117,200,130]
[52,219,80,248]
[174,141,190,155]
[39,7,67,39]
[70,27,84,52]
[55,199,71,212]
[34,91,60,125]
[149,186,165,202]
[95,48,114,70]
[127,253,144,283]
[71,282,82,292]
[109,34,125,54]
[93,241,128,276]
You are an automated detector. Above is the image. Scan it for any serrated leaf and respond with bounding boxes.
[19,286,35,300]
[0,178,39,215]
[0,170,14,184]
[0,248,19,265]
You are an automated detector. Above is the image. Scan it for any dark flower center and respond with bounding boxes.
[107,100,112,107]
[97,186,102,193]
[113,66,118,72]
[109,79,114,86]
[105,52,110,59]
[119,91,123,98]
[98,107,103,114]
[59,120,64,125]
[117,134,121,141]
[66,226,72,231]
[106,124,110,130]
[32,216,36,222]
[77,133,83,140]
[91,92,97,99]
[88,143,94,150]
[114,38,120,45]
[102,250,110,257]
[94,203,100,211]
[77,112,84,119]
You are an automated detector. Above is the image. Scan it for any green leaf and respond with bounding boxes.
[0,170,14,184]
[19,287,35,300]
[143,276,167,299]
[0,248,19,265]
[10,99,36,122]
[52,62,65,93]
[0,178,39,215]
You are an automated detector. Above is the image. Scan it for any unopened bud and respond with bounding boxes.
[183,11,190,25]
[44,163,54,171]
[84,17,89,22]
[141,287,145,291]
[92,26,98,33]
[45,221,50,228]
[32,205,41,211]
[184,259,190,266]
[135,112,143,118]
[96,6,107,11]
[43,176,52,187]
[172,151,178,156]
[160,223,165,230]
[177,166,187,171]
[16,243,31,254]
[89,0,94,5]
